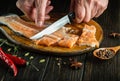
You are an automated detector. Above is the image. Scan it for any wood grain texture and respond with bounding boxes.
[43,55,86,81]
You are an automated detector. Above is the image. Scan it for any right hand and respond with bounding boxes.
[16,0,53,27]
[70,0,109,23]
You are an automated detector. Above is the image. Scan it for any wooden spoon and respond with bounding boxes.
[93,46,120,60]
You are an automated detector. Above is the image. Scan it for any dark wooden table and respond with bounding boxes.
[0,0,120,81]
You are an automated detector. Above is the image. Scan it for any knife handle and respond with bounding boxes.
[68,12,75,22]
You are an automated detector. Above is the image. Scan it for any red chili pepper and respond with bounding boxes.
[0,48,17,76]
[6,54,26,66]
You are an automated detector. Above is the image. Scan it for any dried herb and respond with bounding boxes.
[0,38,19,56]
[13,46,19,55]
[0,39,16,47]
[39,59,45,63]
[7,48,12,52]
[24,53,39,71]
[29,62,39,71]
[70,62,83,69]
[24,52,30,57]
[110,33,120,38]
[69,57,83,69]
[29,56,34,60]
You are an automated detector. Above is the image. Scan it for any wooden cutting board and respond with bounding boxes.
[0,13,103,56]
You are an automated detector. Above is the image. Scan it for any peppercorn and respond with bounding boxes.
[96,49,115,59]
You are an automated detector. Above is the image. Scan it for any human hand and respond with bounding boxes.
[16,0,53,27]
[70,0,109,23]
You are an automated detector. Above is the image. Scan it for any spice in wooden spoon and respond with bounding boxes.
[93,46,120,60]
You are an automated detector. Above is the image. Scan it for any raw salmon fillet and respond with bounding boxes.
[77,24,99,48]
[36,27,80,48]
[58,34,79,48]
[0,14,44,38]
[36,27,66,46]
[36,34,60,46]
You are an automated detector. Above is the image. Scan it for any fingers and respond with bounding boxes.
[16,0,53,27]
[91,2,98,18]
[35,0,48,27]
[29,8,50,21]
[75,5,85,23]
[46,0,53,15]
[95,7,104,17]
[72,0,108,23]
[84,1,91,22]
[95,0,108,17]
[45,6,53,15]
[74,0,91,23]
[74,0,85,23]
[16,0,35,20]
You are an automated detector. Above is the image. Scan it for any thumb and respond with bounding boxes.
[35,0,48,27]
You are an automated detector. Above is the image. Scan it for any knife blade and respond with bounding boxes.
[30,12,75,39]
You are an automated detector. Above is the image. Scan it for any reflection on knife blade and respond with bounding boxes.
[30,12,75,40]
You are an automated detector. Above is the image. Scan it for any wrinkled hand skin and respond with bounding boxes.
[16,0,53,27]
[70,0,109,23]
[16,0,108,26]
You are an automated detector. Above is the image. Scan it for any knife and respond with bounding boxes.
[30,12,75,39]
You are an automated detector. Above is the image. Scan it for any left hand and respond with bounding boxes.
[16,0,53,27]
